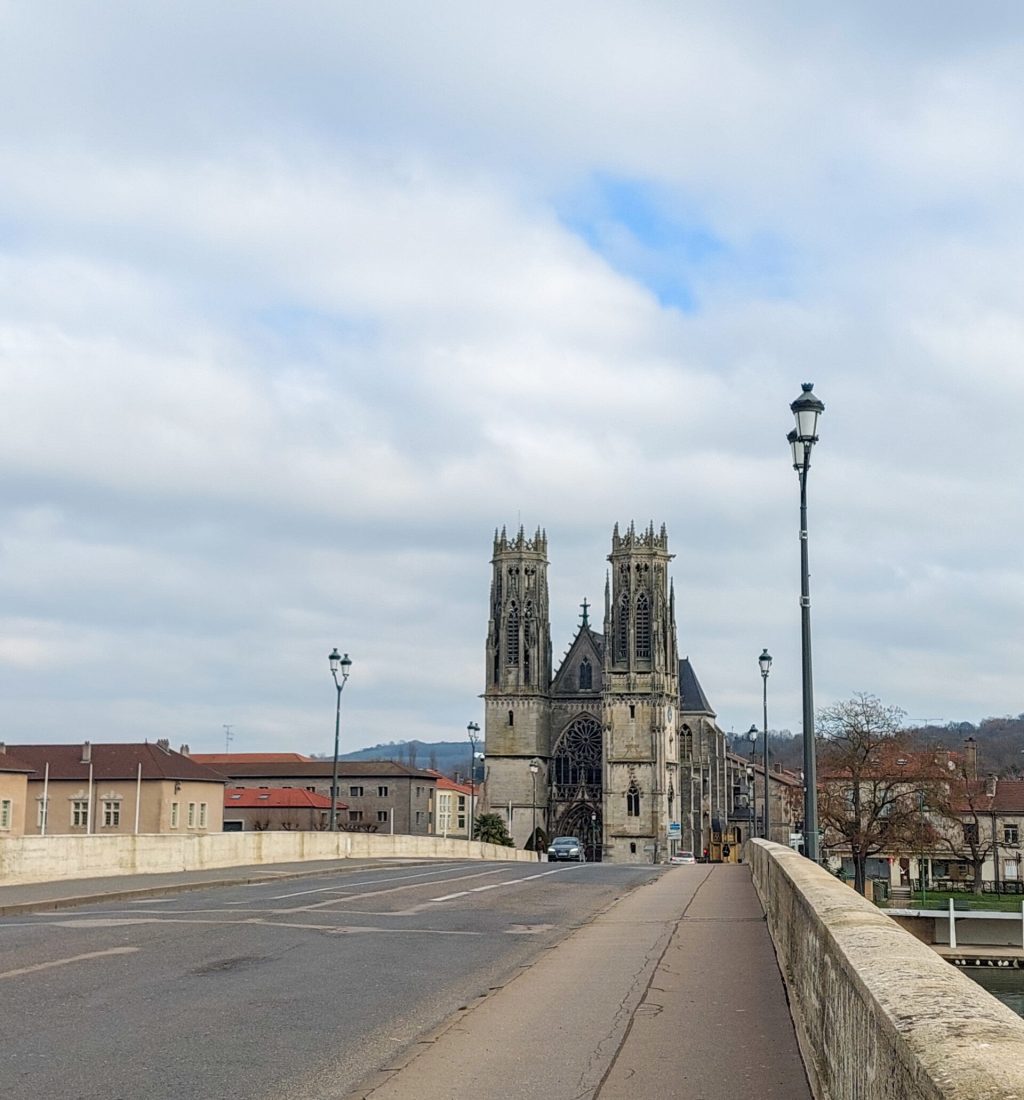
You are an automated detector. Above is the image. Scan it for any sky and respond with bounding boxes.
[3,2,1024,754]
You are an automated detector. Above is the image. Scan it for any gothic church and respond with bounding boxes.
[485,521,717,863]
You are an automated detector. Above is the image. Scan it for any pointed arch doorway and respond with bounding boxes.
[550,713,603,862]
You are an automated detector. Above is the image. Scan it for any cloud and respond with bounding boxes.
[2,3,1024,750]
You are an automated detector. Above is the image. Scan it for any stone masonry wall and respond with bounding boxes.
[748,838,1024,1100]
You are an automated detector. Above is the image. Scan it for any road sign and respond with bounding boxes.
[667,821,681,837]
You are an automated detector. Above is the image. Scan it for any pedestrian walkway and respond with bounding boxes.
[350,864,811,1100]
[0,857,415,916]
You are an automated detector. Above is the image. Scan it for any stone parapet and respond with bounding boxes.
[0,832,534,885]
[748,838,1024,1100]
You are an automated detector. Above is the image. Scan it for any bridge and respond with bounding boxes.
[2,839,1024,1097]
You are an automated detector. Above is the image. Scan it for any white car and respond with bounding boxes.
[669,851,696,864]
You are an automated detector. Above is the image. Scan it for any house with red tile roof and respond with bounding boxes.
[5,740,226,835]
[425,771,472,839]
[222,786,343,832]
[203,758,438,835]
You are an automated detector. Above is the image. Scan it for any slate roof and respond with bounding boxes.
[206,759,438,781]
[678,658,716,717]
[5,743,227,784]
[0,747,36,774]
[224,787,338,809]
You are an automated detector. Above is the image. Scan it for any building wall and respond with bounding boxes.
[0,772,28,837]
[224,776,435,835]
[23,778,224,835]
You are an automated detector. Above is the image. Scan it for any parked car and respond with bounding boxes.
[669,851,696,865]
[548,836,586,862]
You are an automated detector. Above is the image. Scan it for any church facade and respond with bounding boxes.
[484,521,732,864]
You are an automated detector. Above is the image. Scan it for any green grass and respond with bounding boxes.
[882,889,1024,912]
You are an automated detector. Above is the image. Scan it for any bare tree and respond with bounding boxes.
[818,694,942,895]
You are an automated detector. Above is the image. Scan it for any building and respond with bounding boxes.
[485,521,778,863]
[222,786,339,832]
[197,757,437,835]
[0,746,34,838]
[427,771,472,839]
[4,740,225,835]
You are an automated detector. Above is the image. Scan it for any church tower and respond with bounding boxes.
[483,525,552,849]
[601,522,679,862]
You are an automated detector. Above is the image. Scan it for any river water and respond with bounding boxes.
[967,968,1024,1018]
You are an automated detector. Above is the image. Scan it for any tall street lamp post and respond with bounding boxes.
[467,721,480,840]
[746,724,757,842]
[328,648,352,832]
[759,648,772,840]
[529,757,540,858]
[788,382,824,861]
[591,810,598,863]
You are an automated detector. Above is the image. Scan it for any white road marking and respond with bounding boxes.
[429,866,573,903]
[267,865,487,900]
[0,946,140,980]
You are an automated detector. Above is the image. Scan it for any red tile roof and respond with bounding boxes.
[425,769,472,796]
[0,748,35,773]
[192,752,312,764]
[6,743,226,784]
[224,787,340,809]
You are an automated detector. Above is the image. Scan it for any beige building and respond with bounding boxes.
[428,772,472,839]
[0,747,34,838]
[6,740,225,835]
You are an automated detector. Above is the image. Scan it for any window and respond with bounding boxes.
[437,792,451,833]
[378,785,389,798]
[963,822,979,845]
[508,709,514,727]
[506,602,519,666]
[170,802,179,828]
[616,590,629,660]
[0,799,11,830]
[377,810,389,823]
[579,657,592,691]
[629,704,635,719]
[72,800,89,828]
[102,801,121,828]
[306,786,316,792]
[37,798,48,831]
[415,811,424,825]
[626,782,641,817]
[1005,824,1020,845]
[457,794,466,830]
[416,786,424,797]
[199,803,208,828]
[635,590,651,659]
[349,785,364,797]
[188,802,196,828]
[348,810,363,822]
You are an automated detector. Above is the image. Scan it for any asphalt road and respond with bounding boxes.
[0,859,662,1099]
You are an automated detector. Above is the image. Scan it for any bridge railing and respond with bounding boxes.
[747,838,1024,1100]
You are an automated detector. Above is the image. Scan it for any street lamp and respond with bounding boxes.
[759,648,772,840]
[328,648,352,832]
[529,757,540,859]
[789,382,824,862]
[746,724,757,842]
[467,721,480,840]
[591,810,598,862]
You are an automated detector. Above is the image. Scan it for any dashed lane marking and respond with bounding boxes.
[0,946,140,980]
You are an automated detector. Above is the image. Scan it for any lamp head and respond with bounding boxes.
[791,382,824,441]
[759,648,772,677]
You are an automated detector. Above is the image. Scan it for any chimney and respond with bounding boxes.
[986,773,998,798]
[179,744,190,757]
[964,737,978,780]
[81,741,92,764]
[156,738,171,754]
[0,742,6,755]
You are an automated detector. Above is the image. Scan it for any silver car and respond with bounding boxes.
[547,836,586,862]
